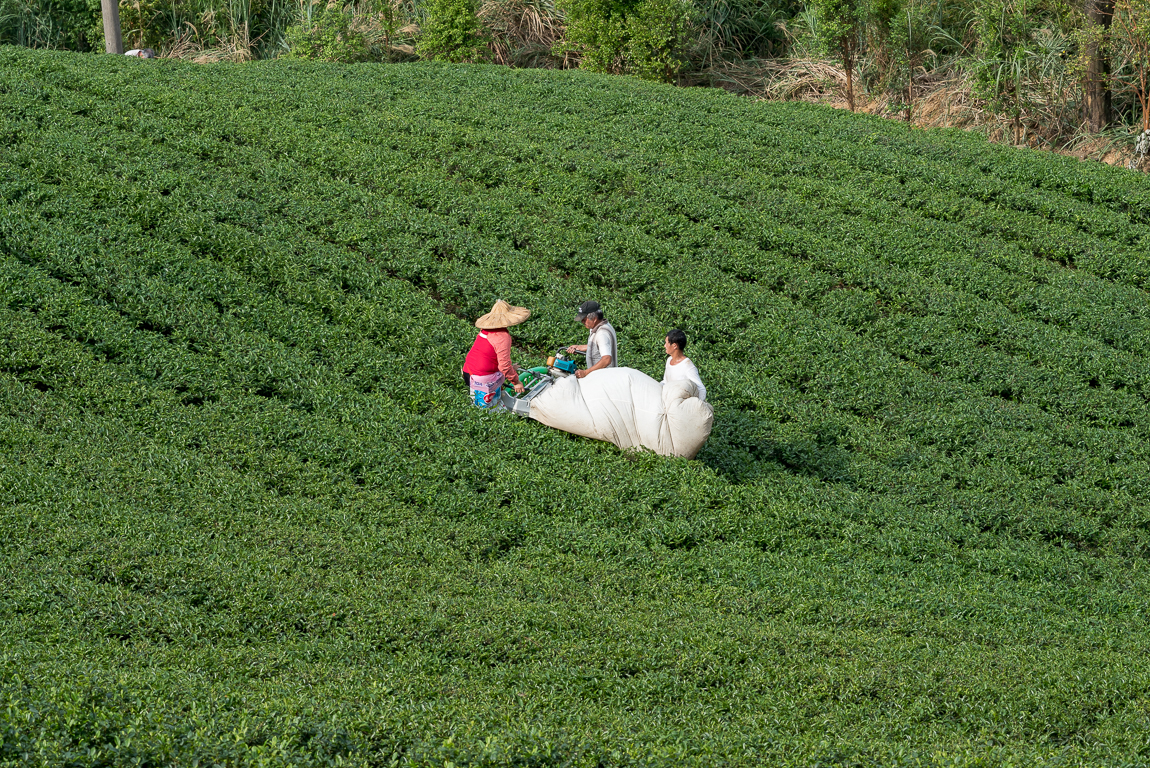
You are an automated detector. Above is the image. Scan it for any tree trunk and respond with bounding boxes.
[906,71,914,123]
[842,37,855,112]
[1143,67,1150,130]
[101,0,123,54]
[1085,0,1116,132]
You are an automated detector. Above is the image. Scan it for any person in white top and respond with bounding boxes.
[662,329,706,401]
[567,300,618,379]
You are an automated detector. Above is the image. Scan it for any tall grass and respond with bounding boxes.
[690,0,795,65]
[58,0,301,58]
[151,0,299,58]
[479,0,566,67]
[0,0,99,49]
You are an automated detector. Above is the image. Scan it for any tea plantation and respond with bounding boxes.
[3,47,1150,767]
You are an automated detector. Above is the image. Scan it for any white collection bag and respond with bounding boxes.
[528,367,713,459]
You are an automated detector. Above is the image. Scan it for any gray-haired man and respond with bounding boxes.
[567,300,618,379]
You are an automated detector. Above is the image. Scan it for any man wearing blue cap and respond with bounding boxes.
[567,300,618,379]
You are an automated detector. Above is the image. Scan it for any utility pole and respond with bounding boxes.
[101,0,123,54]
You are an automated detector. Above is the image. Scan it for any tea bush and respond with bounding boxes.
[2,48,1150,767]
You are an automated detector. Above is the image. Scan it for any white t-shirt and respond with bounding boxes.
[590,327,614,362]
[663,357,706,401]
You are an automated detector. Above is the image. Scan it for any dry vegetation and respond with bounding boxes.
[694,57,1150,171]
[478,0,567,66]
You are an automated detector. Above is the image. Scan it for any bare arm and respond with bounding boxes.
[575,355,611,379]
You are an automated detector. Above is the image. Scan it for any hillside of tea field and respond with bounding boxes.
[2,47,1150,767]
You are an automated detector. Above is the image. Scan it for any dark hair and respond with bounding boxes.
[666,329,687,352]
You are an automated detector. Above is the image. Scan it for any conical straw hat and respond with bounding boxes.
[475,300,530,329]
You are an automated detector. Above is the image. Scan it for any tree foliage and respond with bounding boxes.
[883,0,934,119]
[1113,0,1150,128]
[810,0,866,108]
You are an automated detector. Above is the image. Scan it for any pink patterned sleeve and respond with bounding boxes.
[488,330,519,383]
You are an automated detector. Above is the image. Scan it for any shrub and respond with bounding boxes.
[558,0,694,80]
[416,0,489,62]
[283,1,370,62]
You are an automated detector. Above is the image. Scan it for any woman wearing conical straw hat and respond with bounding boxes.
[462,300,531,405]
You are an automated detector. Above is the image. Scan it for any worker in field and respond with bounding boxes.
[567,300,617,379]
[662,329,706,401]
[463,300,529,407]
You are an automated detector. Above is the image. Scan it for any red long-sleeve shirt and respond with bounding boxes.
[463,329,519,384]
